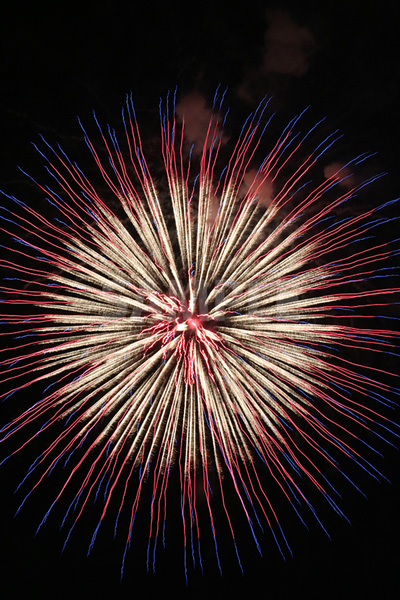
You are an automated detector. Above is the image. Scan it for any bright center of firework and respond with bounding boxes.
[140,292,220,385]
[176,311,206,332]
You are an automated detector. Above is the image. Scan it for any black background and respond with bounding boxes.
[1,1,400,599]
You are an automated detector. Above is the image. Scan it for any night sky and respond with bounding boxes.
[1,1,400,599]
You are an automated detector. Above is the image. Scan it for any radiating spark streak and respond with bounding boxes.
[0,91,399,578]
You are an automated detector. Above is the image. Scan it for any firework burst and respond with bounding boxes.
[0,90,399,580]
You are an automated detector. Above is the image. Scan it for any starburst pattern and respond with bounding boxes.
[0,91,399,579]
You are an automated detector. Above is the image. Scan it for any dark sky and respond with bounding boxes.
[1,1,400,599]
